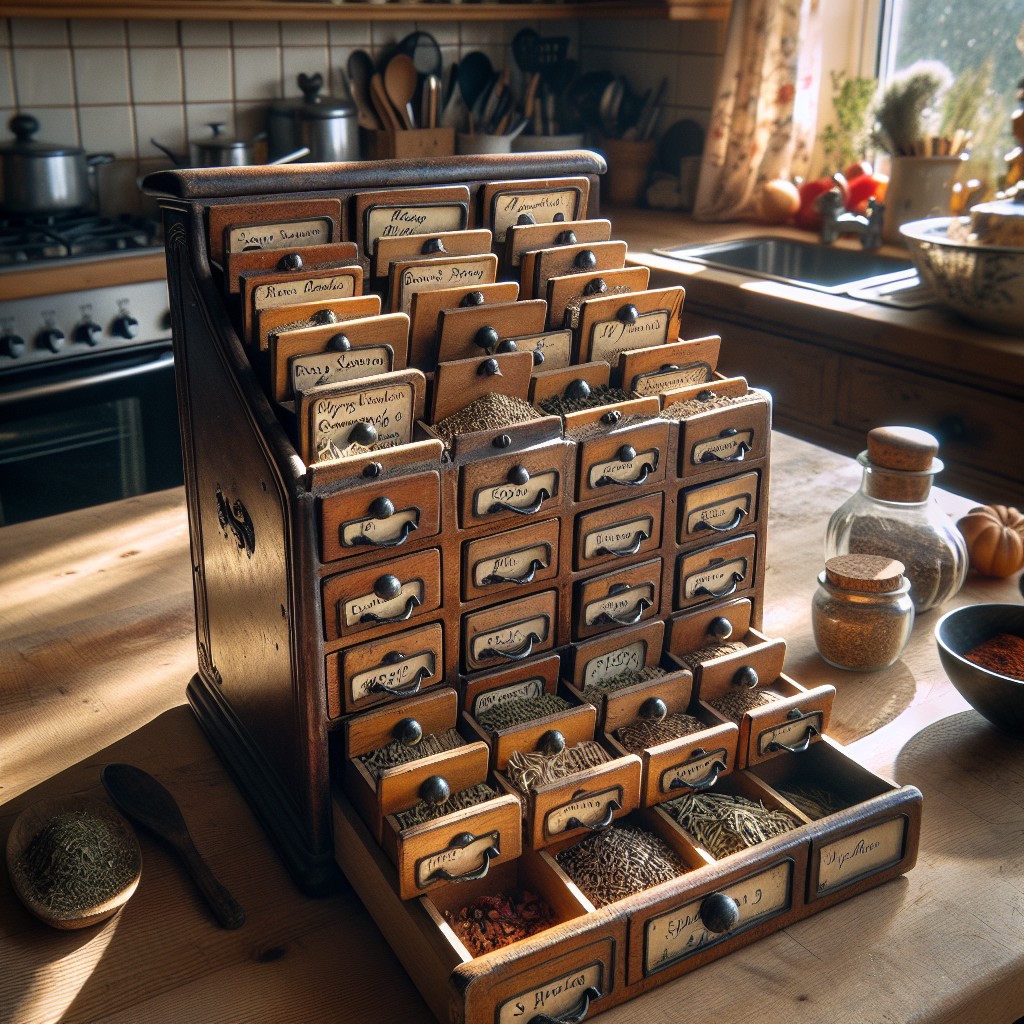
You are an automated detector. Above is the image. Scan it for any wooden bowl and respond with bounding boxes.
[6,795,142,929]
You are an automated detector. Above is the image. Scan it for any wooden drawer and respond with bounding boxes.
[461,588,558,673]
[322,547,442,641]
[461,518,560,602]
[666,598,774,684]
[675,534,757,611]
[574,416,670,502]
[319,466,441,563]
[678,470,760,545]
[674,392,770,479]
[574,492,663,571]
[459,442,569,529]
[326,621,444,718]
[573,557,662,641]
[696,642,835,769]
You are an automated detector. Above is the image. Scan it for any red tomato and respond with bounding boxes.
[845,173,889,214]
[842,160,874,182]
[794,177,844,231]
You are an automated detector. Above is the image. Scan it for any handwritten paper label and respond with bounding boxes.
[507,329,573,370]
[589,310,670,364]
[491,188,580,242]
[340,507,419,549]
[497,962,602,1024]
[816,817,905,894]
[644,861,791,974]
[582,640,647,688]
[350,650,434,703]
[474,543,550,587]
[472,677,546,719]
[685,494,751,535]
[365,204,465,253]
[545,786,622,837]
[659,747,728,793]
[310,381,414,461]
[343,579,423,628]
[471,614,549,664]
[416,831,498,889]
[691,429,754,466]
[228,219,331,252]
[474,470,558,517]
[397,256,496,314]
[589,449,659,489]
[757,712,822,755]
[633,362,712,395]
[584,582,654,626]
[583,516,653,560]
[683,556,748,599]
[290,345,393,396]
[252,273,356,311]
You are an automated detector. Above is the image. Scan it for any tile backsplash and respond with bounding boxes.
[0,15,723,216]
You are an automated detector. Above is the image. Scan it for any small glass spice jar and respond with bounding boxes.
[812,554,915,671]
[824,426,968,612]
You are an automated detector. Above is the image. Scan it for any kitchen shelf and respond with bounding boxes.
[7,1,730,22]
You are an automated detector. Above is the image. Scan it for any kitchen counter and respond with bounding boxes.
[610,206,1024,506]
[2,432,1022,1024]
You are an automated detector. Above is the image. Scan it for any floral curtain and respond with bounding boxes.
[694,0,822,221]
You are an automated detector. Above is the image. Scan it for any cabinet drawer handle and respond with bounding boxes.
[767,723,819,754]
[479,631,541,662]
[598,529,648,558]
[594,596,651,627]
[531,986,601,1024]
[594,462,652,488]
[565,799,619,832]
[670,758,726,793]
[349,517,419,549]
[699,440,750,464]
[369,664,431,697]
[480,557,545,587]
[693,571,744,599]
[423,838,499,885]
[694,507,747,533]
[360,594,421,624]
[487,488,550,516]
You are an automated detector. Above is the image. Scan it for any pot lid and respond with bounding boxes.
[272,73,355,120]
[2,114,84,156]
[192,122,251,153]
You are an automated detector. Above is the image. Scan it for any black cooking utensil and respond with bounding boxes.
[398,30,443,79]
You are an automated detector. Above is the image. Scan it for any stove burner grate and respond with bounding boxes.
[0,212,160,265]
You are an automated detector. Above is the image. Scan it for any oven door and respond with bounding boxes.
[0,344,182,525]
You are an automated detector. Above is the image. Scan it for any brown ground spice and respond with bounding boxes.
[964,632,1024,681]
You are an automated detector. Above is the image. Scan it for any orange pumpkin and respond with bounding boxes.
[956,505,1024,578]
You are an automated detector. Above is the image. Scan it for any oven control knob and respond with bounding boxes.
[74,320,103,346]
[113,313,139,340]
[1,333,26,359]
[37,327,65,353]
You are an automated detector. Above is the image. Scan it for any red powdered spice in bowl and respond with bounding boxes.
[936,604,1024,736]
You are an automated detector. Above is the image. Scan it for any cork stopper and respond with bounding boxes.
[824,554,906,593]
[862,426,942,502]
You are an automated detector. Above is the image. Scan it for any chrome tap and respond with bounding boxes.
[819,188,884,250]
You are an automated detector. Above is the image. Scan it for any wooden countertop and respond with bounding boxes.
[2,432,1023,1023]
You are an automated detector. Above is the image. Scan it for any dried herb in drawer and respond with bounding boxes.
[476,693,571,731]
[359,727,465,780]
[663,791,800,858]
[774,783,848,820]
[395,782,497,829]
[444,889,555,957]
[706,686,781,722]
[582,665,666,698]
[661,389,763,421]
[672,640,748,671]
[432,392,541,448]
[555,826,687,907]
[614,713,707,754]
[538,384,630,418]
[505,741,610,794]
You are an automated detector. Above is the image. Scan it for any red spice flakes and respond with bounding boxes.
[964,632,1024,681]
[444,889,554,957]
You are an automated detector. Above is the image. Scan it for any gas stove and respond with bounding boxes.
[0,210,160,265]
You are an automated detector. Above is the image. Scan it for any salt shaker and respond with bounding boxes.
[824,426,968,612]
[812,554,914,671]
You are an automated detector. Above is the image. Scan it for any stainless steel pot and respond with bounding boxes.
[152,122,309,168]
[268,73,358,163]
[1,114,113,214]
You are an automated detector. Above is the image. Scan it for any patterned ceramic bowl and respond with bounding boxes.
[900,216,1024,335]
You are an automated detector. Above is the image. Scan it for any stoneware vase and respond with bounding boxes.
[882,155,961,245]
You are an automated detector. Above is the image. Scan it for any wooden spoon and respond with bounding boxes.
[370,71,403,133]
[346,49,381,131]
[101,762,245,930]
[384,52,418,131]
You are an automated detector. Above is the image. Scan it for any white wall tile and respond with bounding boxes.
[329,21,372,48]
[16,106,78,146]
[127,21,179,47]
[13,48,75,107]
[0,21,10,47]
[131,47,182,105]
[71,20,125,47]
[10,19,68,47]
[234,46,282,102]
[74,48,131,106]
[134,103,185,163]
[78,103,134,157]
[282,21,329,47]
[180,21,230,47]
[0,49,13,110]
[282,46,329,97]
[183,47,233,103]
[186,102,235,142]
[233,21,279,47]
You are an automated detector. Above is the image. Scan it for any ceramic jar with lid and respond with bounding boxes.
[824,426,968,612]
[812,554,915,671]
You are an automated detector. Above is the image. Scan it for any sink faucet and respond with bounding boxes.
[819,188,884,250]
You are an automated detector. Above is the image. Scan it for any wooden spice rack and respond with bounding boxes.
[145,153,922,1024]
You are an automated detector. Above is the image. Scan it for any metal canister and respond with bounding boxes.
[268,73,358,163]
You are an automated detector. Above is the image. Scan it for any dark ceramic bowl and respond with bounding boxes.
[935,604,1024,736]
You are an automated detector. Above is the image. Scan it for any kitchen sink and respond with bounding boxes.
[654,236,918,294]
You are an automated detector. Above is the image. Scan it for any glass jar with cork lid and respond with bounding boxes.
[824,426,968,612]
[812,554,915,671]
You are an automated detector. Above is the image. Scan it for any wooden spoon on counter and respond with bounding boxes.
[101,762,245,930]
